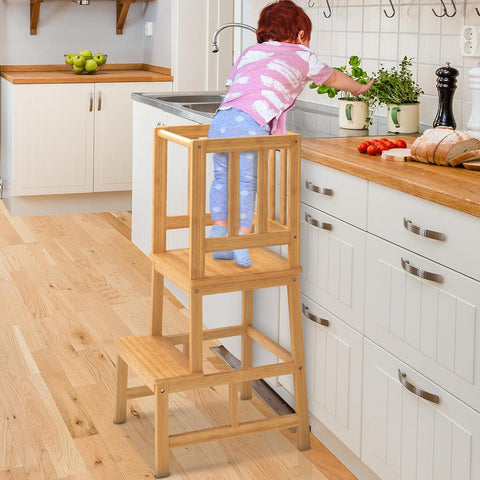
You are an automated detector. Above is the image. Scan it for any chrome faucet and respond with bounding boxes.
[210,23,257,53]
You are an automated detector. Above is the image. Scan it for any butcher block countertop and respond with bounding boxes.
[0,63,173,84]
[301,135,480,218]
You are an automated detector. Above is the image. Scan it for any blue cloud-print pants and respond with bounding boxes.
[208,108,271,228]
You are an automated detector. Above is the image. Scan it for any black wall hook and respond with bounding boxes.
[383,0,395,18]
[323,0,332,18]
[432,0,457,18]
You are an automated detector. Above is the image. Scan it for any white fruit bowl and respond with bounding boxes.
[64,54,108,75]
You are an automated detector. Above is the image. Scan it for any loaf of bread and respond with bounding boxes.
[411,127,480,166]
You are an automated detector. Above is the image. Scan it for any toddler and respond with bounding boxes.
[208,0,373,267]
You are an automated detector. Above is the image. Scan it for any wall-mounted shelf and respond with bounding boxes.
[29,0,153,35]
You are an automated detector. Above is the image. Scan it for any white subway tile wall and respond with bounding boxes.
[299,0,480,130]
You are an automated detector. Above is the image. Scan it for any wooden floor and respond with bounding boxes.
[0,200,357,480]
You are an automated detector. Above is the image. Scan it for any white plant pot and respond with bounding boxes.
[387,102,420,133]
[338,99,369,130]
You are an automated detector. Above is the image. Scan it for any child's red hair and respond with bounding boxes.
[256,0,312,44]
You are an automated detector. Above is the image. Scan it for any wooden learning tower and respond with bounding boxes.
[114,124,310,477]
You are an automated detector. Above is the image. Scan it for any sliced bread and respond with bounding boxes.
[435,133,480,166]
[411,127,454,164]
[381,148,412,162]
[448,149,480,167]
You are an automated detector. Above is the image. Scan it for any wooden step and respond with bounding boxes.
[151,247,302,294]
[115,335,202,391]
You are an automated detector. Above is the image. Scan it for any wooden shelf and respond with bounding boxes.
[29,0,153,35]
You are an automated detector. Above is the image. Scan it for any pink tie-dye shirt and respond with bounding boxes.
[219,41,333,135]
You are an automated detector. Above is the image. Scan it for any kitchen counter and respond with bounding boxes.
[0,64,173,84]
[301,136,480,218]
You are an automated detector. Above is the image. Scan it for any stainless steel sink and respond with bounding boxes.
[153,94,225,104]
[132,91,227,122]
[181,102,222,113]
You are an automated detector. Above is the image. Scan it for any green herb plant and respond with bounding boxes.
[309,55,372,101]
[367,56,423,109]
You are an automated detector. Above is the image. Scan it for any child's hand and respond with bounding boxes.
[352,79,374,96]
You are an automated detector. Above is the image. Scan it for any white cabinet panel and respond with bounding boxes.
[362,339,480,480]
[5,82,94,195]
[301,159,368,229]
[302,295,363,456]
[94,82,171,192]
[300,203,366,332]
[365,234,480,411]
[368,182,480,282]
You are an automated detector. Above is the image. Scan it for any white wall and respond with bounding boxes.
[240,0,480,131]
[0,0,149,64]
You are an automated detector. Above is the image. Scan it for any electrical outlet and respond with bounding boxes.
[461,25,480,56]
[144,22,153,37]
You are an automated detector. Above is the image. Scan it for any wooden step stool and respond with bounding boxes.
[114,124,310,477]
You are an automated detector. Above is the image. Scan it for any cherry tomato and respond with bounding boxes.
[367,144,379,156]
[383,140,396,150]
[395,139,407,148]
[357,142,368,153]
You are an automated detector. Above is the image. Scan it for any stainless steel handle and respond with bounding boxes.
[398,369,440,404]
[302,303,329,327]
[403,218,446,241]
[97,92,102,111]
[305,180,333,196]
[89,93,93,112]
[401,257,443,283]
[305,212,332,231]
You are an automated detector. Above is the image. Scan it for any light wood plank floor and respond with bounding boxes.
[0,201,357,480]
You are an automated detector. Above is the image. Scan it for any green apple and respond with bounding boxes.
[73,65,84,74]
[78,49,93,58]
[73,55,86,67]
[93,53,106,66]
[65,53,76,65]
[85,59,98,73]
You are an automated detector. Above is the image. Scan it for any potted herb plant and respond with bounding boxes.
[310,55,373,130]
[367,56,423,133]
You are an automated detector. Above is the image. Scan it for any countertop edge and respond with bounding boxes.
[0,63,173,84]
[301,138,480,219]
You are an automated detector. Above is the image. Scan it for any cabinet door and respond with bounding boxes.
[298,294,363,456]
[365,234,480,412]
[362,339,480,480]
[93,82,172,192]
[300,203,366,332]
[11,83,94,195]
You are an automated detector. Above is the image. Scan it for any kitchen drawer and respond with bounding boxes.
[365,234,480,412]
[368,182,480,282]
[302,159,368,229]
[362,339,480,480]
[300,203,366,333]
[300,294,363,456]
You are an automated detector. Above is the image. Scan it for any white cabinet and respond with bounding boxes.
[362,339,480,480]
[299,158,480,480]
[0,79,171,197]
[301,295,363,456]
[365,234,480,412]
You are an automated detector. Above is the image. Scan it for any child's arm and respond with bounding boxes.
[323,69,374,96]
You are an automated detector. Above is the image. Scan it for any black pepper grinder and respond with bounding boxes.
[433,62,459,129]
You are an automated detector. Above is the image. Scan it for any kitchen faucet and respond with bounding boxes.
[210,23,257,53]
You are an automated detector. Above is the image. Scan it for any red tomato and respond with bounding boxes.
[367,144,379,156]
[383,140,396,149]
[357,142,368,153]
[395,139,407,148]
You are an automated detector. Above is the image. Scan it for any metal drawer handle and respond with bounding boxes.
[305,213,333,231]
[97,92,102,111]
[403,218,446,241]
[302,303,329,327]
[398,369,440,404]
[401,257,443,283]
[89,93,93,112]
[305,180,333,196]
